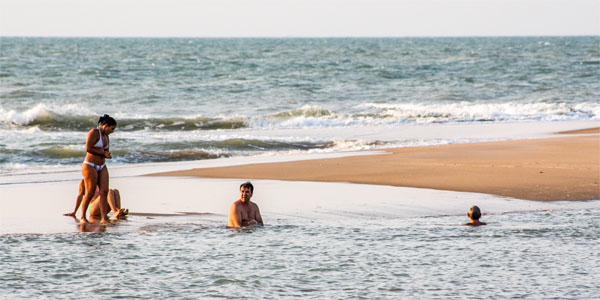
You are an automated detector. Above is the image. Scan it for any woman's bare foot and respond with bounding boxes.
[64,212,76,217]
[80,217,89,224]
[114,208,129,219]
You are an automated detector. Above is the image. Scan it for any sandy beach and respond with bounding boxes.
[150,132,600,201]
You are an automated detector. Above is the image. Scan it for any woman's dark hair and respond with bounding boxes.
[98,114,117,126]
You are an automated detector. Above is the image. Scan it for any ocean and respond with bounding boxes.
[1,37,599,174]
[1,37,599,299]
[2,200,600,299]
[1,176,600,300]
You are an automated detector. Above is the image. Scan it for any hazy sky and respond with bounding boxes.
[1,0,598,37]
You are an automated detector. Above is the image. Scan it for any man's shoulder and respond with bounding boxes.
[464,221,486,226]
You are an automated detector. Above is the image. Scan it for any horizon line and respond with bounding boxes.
[1,34,598,39]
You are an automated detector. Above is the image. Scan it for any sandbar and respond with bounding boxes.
[150,134,600,201]
[558,127,600,135]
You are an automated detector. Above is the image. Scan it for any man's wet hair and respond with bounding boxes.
[468,205,482,220]
[240,181,254,193]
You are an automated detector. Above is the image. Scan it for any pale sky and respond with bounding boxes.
[1,0,598,37]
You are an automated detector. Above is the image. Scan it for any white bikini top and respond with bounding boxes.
[94,127,109,149]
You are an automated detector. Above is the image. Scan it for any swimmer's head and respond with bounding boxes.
[240,181,254,193]
[468,205,482,220]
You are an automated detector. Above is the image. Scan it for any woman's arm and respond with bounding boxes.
[104,135,112,158]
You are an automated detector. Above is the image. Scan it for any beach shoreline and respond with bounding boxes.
[1,123,598,235]
[149,131,600,201]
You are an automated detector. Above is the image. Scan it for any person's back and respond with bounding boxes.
[64,179,127,220]
[464,205,486,226]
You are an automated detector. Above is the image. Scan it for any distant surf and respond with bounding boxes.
[1,37,598,173]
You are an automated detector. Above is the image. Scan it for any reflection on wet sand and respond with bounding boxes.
[66,215,127,233]
[129,212,218,217]
[79,223,107,233]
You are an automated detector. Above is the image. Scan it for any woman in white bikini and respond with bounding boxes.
[80,114,116,224]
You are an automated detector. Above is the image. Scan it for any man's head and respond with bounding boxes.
[467,205,482,220]
[239,181,254,203]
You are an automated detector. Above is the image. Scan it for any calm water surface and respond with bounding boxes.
[2,208,599,299]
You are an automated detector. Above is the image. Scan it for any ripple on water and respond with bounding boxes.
[1,208,599,299]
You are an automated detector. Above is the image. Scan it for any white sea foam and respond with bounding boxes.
[222,102,600,129]
[355,101,600,125]
[0,103,94,126]
[0,103,48,125]
[2,101,599,131]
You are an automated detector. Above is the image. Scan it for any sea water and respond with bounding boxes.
[1,37,599,174]
[1,37,599,299]
[1,176,599,299]
[1,207,599,299]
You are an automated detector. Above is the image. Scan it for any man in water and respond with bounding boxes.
[228,181,263,227]
[464,205,487,226]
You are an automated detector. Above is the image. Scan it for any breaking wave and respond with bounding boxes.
[0,103,247,131]
[354,102,600,124]
[1,102,599,133]
[253,102,600,128]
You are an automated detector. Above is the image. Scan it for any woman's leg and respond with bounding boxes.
[97,166,110,224]
[81,164,98,224]
[88,194,102,217]
[91,189,127,220]
[106,189,119,215]
[113,189,121,209]
[111,189,128,218]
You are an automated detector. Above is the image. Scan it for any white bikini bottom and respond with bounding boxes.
[83,161,106,172]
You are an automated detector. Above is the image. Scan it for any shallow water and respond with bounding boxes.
[2,208,599,299]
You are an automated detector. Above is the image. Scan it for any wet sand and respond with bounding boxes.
[4,175,599,234]
[558,127,600,134]
[150,134,600,201]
